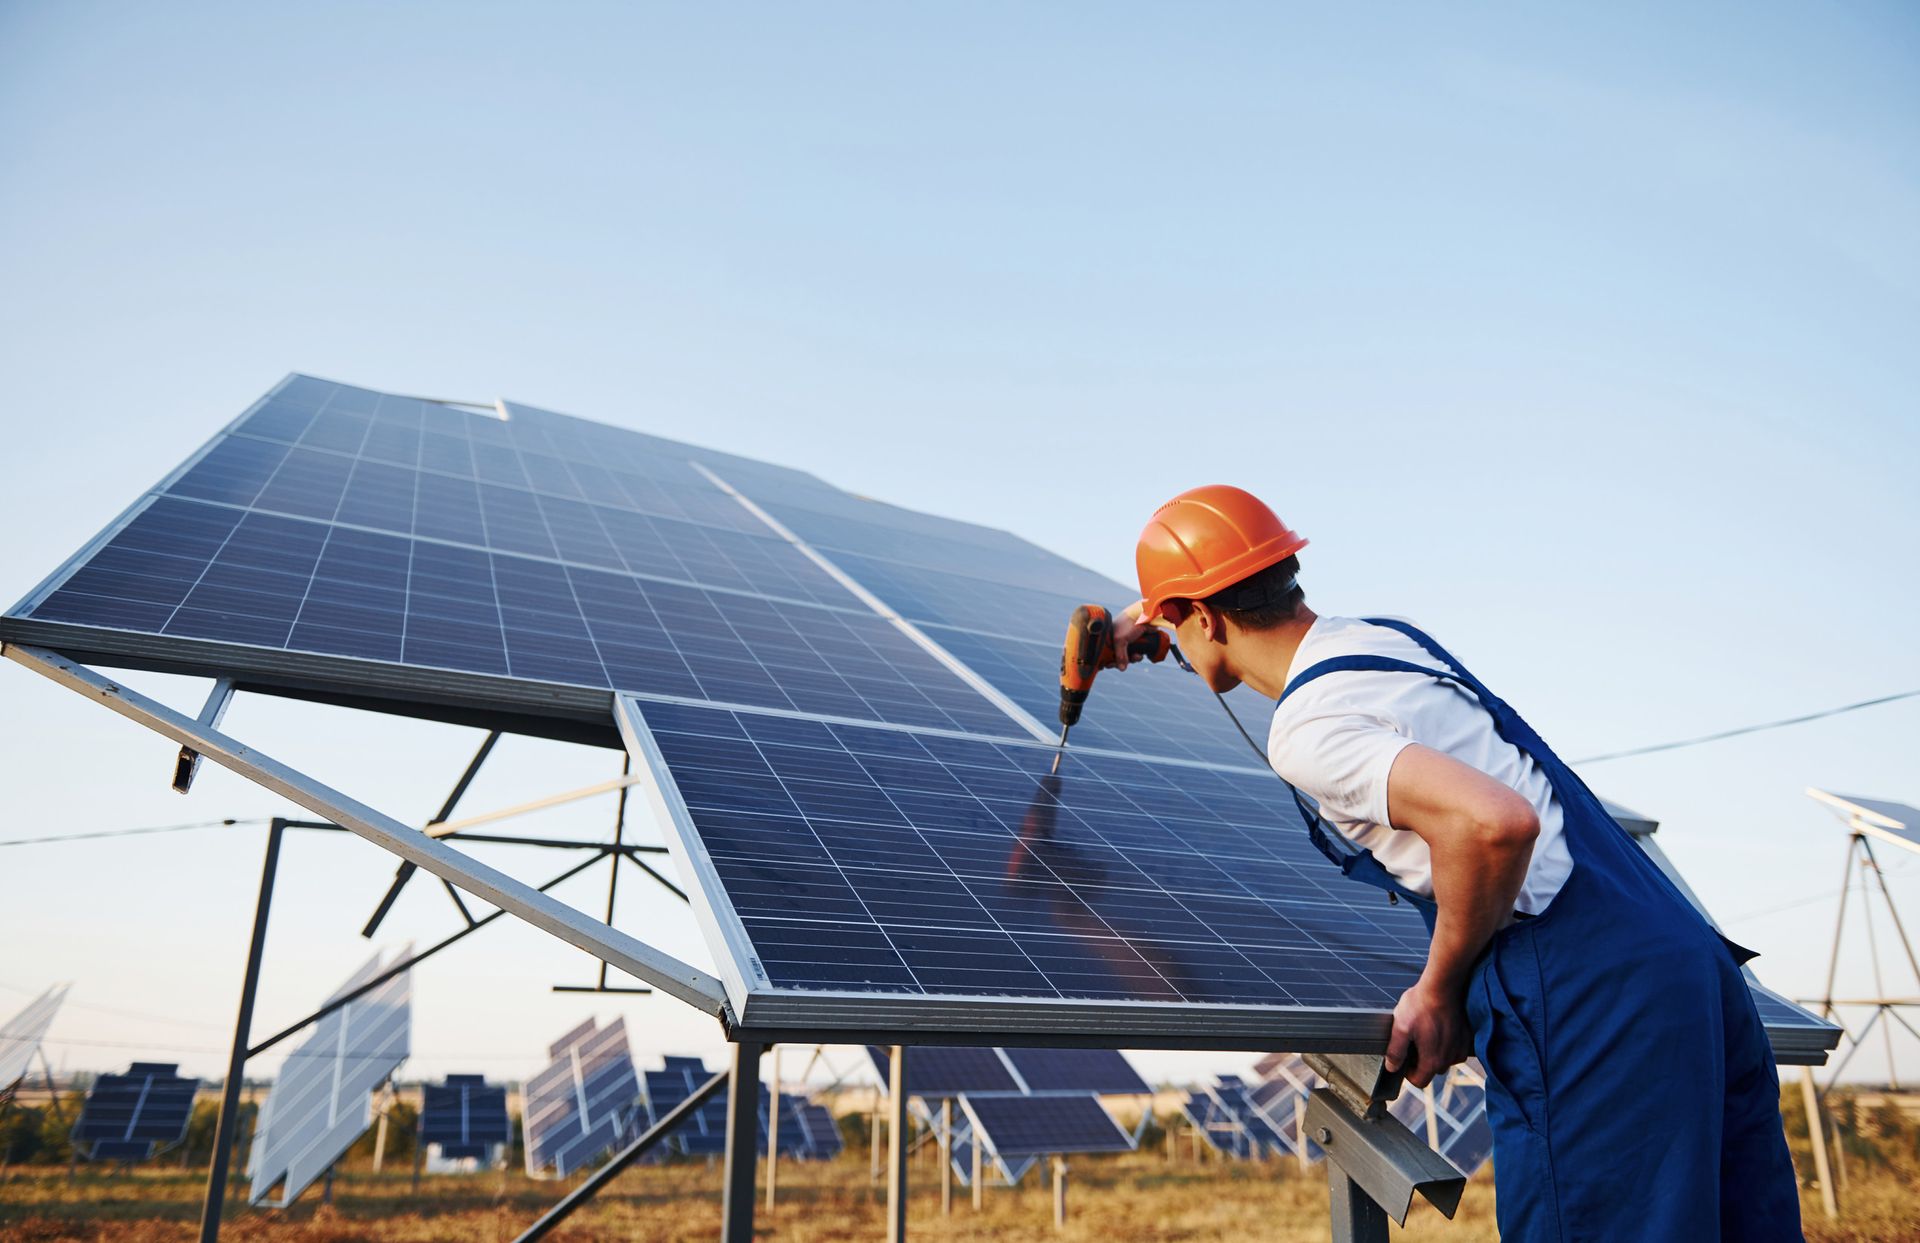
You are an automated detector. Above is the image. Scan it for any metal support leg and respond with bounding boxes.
[1800,1067,1838,1219]
[870,1096,881,1186]
[721,1042,763,1243]
[1327,1163,1390,1243]
[199,817,283,1243]
[1051,1156,1067,1230]
[412,1111,423,1194]
[971,1125,982,1210]
[887,1045,908,1243]
[939,1100,952,1216]
[765,1045,780,1211]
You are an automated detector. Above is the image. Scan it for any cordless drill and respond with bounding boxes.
[1053,604,1172,771]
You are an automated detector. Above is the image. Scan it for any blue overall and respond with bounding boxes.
[1278,619,1801,1242]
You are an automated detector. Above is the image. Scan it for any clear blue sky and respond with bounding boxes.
[1,2,1915,1090]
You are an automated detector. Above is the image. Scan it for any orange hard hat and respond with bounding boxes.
[1136,485,1308,622]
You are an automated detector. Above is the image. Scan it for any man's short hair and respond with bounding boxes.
[1201,556,1304,631]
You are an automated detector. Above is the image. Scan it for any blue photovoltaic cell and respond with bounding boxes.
[865,1046,1022,1096]
[1001,1048,1149,1096]
[419,1074,510,1159]
[962,1093,1132,1158]
[1206,1075,1289,1156]
[643,699,1429,1008]
[524,1019,640,1177]
[73,1063,198,1160]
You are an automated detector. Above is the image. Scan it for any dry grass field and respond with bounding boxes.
[2,1151,1915,1242]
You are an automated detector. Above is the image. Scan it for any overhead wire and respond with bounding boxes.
[0,817,268,848]
[1573,688,1920,765]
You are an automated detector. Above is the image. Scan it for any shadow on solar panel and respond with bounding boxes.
[73,1062,199,1163]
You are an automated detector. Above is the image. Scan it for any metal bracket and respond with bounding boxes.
[1305,1088,1465,1235]
[1303,1052,1403,1121]
[172,678,234,793]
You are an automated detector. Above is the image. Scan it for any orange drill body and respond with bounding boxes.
[1054,605,1172,765]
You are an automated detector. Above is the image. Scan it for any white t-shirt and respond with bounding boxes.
[1266,615,1572,917]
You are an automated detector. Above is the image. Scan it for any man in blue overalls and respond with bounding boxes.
[1113,484,1802,1241]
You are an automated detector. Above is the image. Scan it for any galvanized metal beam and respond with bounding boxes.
[4,644,726,1015]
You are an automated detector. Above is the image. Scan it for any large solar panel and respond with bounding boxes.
[1003,1048,1150,1095]
[248,950,410,1206]
[0,377,1016,739]
[72,1062,198,1161]
[0,984,68,1094]
[524,1018,641,1177]
[960,1093,1133,1159]
[419,1074,511,1162]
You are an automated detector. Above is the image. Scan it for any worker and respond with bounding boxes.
[1111,484,1801,1241]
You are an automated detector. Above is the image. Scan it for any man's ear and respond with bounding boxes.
[1194,601,1225,642]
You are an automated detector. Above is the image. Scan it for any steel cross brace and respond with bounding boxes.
[3,644,726,1012]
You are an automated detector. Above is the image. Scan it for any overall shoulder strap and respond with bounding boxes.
[1278,654,1461,707]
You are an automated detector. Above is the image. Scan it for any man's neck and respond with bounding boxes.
[1228,606,1319,701]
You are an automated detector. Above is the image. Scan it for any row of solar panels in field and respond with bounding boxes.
[524,1018,841,1178]
[1179,1053,1492,1178]
[0,375,1838,1060]
[868,1045,1145,1186]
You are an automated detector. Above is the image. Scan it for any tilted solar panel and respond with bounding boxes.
[789,1098,843,1158]
[419,1074,510,1161]
[523,1018,640,1177]
[1001,1048,1150,1095]
[0,984,68,1093]
[73,1062,199,1160]
[639,1058,729,1156]
[630,697,1432,1041]
[248,950,410,1206]
[0,377,1016,740]
[1810,789,1920,855]
[961,1093,1132,1159]
[865,1046,1022,1097]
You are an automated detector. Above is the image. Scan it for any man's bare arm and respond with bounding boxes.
[1381,743,1540,1086]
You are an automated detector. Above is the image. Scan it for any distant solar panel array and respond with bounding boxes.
[248,950,411,1206]
[0,375,1838,1060]
[72,1062,199,1161]
[868,1045,1145,1186]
